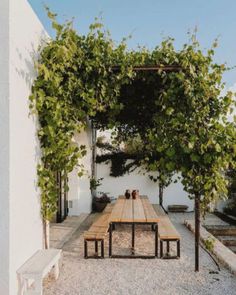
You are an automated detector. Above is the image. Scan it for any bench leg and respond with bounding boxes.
[84,239,105,258]
[84,240,88,258]
[167,241,170,255]
[101,240,104,258]
[177,240,180,258]
[34,276,43,295]
[160,240,163,258]
[17,274,27,295]
[160,239,180,259]
[52,261,60,280]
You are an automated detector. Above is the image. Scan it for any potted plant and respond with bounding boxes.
[92,192,111,212]
[90,177,103,197]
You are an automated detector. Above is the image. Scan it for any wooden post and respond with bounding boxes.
[159,183,163,206]
[195,193,200,271]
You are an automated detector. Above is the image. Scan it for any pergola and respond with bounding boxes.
[92,64,201,271]
[32,17,234,272]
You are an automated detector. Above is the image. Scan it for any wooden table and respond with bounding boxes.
[109,196,160,258]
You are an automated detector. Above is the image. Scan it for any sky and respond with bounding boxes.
[28,0,236,88]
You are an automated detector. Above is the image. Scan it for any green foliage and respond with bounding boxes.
[31,9,236,221]
[95,36,236,211]
[224,170,236,216]
[227,169,236,196]
[90,177,103,191]
[204,236,215,252]
[96,136,145,177]
[30,11,132,221]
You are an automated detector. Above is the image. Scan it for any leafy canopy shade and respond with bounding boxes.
[30,10,236,227]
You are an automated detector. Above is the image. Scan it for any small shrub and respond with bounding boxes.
[204,236,215,252]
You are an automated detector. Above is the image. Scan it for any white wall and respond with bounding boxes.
[0,0,10,293]
[0,1,48,294]
[97,162,194,211]
[67,127,194,215]
[68,127,93,215]
[96,131,193,211]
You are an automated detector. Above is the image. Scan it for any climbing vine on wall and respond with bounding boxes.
[30,10,134,221]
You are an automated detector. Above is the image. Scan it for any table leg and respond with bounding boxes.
[95,241,98,256]
[109,223,113,257]
[132,223,135,254]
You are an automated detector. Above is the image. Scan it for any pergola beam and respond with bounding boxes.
[112,65,181,72]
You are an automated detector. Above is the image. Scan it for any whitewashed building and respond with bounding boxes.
[0,1,47,294]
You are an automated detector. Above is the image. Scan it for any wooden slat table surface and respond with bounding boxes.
[141,197,160,223]
[109,195,160,223]
[121,199,133,222]
[109,197,125,222]
[133,198,146,222]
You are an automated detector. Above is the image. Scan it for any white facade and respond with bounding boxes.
[0,1,47,294]
[67,126,194,216]
[0,0,10,293]
[97,163,194,211]
[68,128,93,215]
[67,134,194,216]
[94,131,194,212]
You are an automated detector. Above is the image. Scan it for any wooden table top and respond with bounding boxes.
[109,195,160,223]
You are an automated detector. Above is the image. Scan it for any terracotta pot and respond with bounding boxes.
[125,189,131,199]
[132,190,137,199]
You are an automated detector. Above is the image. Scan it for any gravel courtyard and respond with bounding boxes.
[44,213,236,295]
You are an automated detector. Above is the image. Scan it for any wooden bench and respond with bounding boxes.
[154,205,181,259]
[17,249,61,295]
[103,203,114,213]
[84,207,111,258]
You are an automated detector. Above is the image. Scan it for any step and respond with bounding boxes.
[219,236,236,247]
[205,225,236,236]
[229,246,236,254]
[168,205,188,212]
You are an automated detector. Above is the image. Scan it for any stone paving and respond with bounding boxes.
[50,214,88,249]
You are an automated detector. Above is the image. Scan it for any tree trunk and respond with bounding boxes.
[43,219,50,249]
[159,183,168,214]
[195,193,200,271]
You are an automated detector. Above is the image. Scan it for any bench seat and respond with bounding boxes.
[159,217,180,258]
[17,249,61,295]
[154,205,181,259]
[159,217,180,240]
[84,212,111,258]
[103,203,114,213]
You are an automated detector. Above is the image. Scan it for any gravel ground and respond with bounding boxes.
[44,213,236,295]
